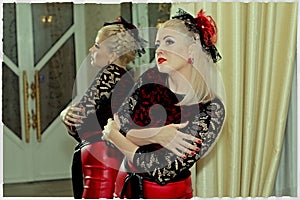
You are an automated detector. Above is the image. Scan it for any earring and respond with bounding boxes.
[188,57,194,64]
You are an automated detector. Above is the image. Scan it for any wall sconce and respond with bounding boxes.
[156,19,165,28]
[41,16,53,23]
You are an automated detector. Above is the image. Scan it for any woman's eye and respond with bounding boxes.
[154,43,160,49]
[165,39,174,45]
[94,43,100,49]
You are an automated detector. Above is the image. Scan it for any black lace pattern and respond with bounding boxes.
[118,66,225,185]
[172,8,222,63]
[71,64,134,140]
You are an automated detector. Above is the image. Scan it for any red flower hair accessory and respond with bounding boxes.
[172,8,222,63]
[195,9,218,47]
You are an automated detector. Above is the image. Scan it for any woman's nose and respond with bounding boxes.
[89,46,95,52]
[155,46,162,54]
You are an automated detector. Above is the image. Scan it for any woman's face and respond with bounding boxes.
[155,27,192,75]
[89,32,112,68]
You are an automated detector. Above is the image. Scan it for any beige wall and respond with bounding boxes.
[84,4,121,53]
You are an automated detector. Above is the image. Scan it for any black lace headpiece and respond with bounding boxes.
[103,16,147,57]
[172,8,222,63]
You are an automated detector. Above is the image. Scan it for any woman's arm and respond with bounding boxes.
[113,110,199,158]
[114,96,225,184]
[125,121,200,157]
[103,119,139,162]
[131,98,225,184]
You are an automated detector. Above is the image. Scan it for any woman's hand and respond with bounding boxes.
[152,122,201,158]
[60,104,84,135]
[126,120,202,159]
[103,118,139,162]
[102,118,119,142]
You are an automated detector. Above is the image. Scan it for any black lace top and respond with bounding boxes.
[70,64,134,142]
[118,66,225,185]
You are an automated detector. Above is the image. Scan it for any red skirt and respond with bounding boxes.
[114,170,193,199]
[81,140,123,198]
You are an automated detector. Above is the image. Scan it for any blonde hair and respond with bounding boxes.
[98,24,138,66]
[160,19,216,105]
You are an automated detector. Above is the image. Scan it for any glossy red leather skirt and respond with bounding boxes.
[81,141,123,199]
[115,170,193,199]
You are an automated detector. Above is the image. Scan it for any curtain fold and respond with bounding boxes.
[273,58,297,197]
[170,2,297,197]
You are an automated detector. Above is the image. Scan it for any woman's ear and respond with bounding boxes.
[108,51,118,64]
[188,43,196,59]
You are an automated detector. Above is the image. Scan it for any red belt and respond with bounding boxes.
[115,170,193,199]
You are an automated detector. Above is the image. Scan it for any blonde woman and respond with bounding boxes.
[103,9,226,199]
[60,17,146,198]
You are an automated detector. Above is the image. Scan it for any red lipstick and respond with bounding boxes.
[158,58,166,64]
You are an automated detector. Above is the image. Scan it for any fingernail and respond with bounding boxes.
[197,139,202,144]
[190,152,195,156]
[182,155,187,159]
[195,147,200,151]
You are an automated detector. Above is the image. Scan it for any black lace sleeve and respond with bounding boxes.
[72,64,131,135]
[133,99,225,184]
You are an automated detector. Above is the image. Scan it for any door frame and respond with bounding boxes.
[3,3,86,184]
